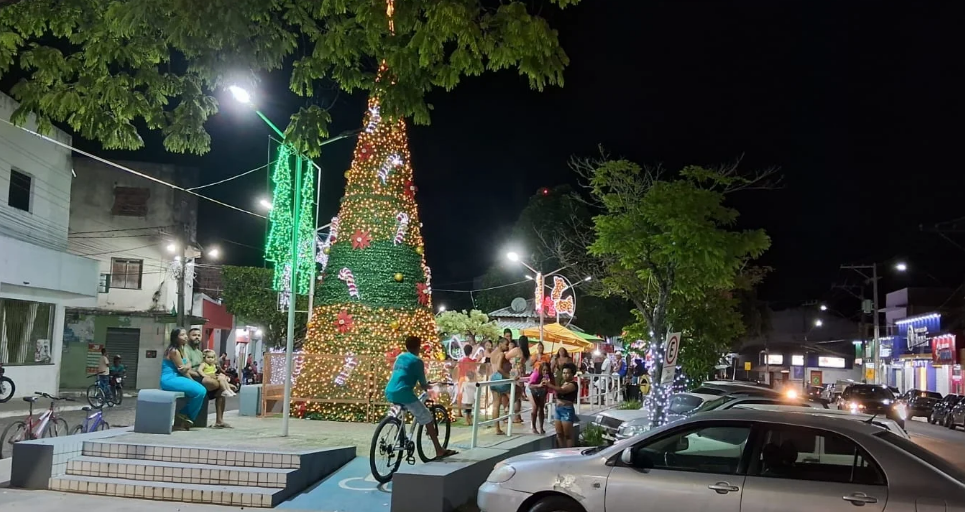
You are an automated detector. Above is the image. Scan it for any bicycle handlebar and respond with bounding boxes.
[34,391,68,401]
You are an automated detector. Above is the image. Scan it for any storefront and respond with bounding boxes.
[889,313,955,394]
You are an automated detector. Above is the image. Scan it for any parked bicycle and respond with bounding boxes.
[0,362,14,403]
[86,373,119,409]
[0,392,72,459]
[369,382,453,484]
[70,405,110,434]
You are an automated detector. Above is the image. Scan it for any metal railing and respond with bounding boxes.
[469,380,519,449]
[582,373,623,410]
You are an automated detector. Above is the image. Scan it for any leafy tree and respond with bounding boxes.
[435,309,501,342]
[221,265,307,349]
[0,0,581,156]
[566,157,774,422]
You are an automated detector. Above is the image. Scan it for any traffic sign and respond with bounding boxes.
[661,332,681,385]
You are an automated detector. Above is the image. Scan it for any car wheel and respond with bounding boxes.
[528,495,584,512]
[929,414,936,424]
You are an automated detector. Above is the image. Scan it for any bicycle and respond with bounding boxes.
[70,405,110,434]
[0,392,72,459]
[86,374,117,409]
[0,362,14,403]
[369,382,453,484]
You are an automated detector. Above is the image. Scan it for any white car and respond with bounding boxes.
[590,392,719,441]
[478,409,965,512]
[732,404,910,439]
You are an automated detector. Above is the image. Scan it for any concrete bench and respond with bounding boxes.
[134,389,210,434]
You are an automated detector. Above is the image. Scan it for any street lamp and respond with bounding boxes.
[207,247,220,259]
[819,304,828,311]
[166,243,177,253]
[814,319,823,327]
[228,85,252,105]
[841,261,906,385]
[258,198,273,210]
[438,305,446,313]
[506,252,572,344]
[895,262,908,272]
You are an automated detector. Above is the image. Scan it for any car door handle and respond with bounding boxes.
[842,493,878,505]
[708,482,740,494]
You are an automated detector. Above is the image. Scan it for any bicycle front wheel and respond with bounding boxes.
[69,424,83,435]
[96,420,110,431]
[369,415,404,484]
[0,421,28,459]
[417,405,452,463]
[46,418,69,437]
[112,386,123,405]
[87,384,105,409]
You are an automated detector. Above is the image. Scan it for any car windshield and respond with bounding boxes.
[875,431,965,483]
[849,386,894,400]
[668,394,706,415]
[692,396,734,413]
[916,391,942,400]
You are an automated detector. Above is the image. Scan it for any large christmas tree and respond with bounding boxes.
[291,77,446,422]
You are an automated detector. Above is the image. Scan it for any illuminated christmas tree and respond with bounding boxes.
[265,144,316,296]
[291,76,446,422]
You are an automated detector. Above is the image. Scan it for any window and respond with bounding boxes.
[111,258,143,290]
[766,354,783,365]
[0,298,55,365]
[791,354,805,366]
[7,169,31,212]
[668,394,706,415]
[98,273,111,293]
[753,425,885,485]
[818,356,846,368]
[631,424,751,475]
[111,186,150,216]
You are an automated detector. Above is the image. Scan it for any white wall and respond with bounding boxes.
[0,92,73,251]
[67,157,198,314]
[0,293,69,396]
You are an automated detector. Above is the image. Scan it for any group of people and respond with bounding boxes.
[454,329,581,448]
[160,327,237,430]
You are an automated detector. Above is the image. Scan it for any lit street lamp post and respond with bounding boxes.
[841,261,907,385]
[506,252,584,344]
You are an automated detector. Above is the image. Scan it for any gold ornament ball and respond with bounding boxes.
[415,246,424,255]
[323,247,331,255]
[394,273,404,282]
[390,320,400,330]
[344,170,350,178]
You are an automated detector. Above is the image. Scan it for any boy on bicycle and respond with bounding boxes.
[385,335,457,460]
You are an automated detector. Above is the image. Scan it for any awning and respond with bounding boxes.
[519,323,595,353]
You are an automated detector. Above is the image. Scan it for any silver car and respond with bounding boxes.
[478,409,965,512]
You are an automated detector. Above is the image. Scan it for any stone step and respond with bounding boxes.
[82,440,300,469]
[49,474,280,507]
[66,455,293,488]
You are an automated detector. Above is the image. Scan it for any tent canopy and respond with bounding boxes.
[519,323,595,353]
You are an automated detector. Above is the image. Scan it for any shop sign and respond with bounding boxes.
[86,343,104,375]
[894,313,941,356]
[932,334,957,365]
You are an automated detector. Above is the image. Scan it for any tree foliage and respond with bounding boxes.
[435,309,501,341]
[0,0,580,156]
[559,155,775,420]
[221,265,307,349]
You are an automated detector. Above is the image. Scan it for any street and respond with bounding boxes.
[906,419,965,472]
[0,394,240,443]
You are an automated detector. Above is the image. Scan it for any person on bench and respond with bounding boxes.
[160,328,207,430]
[183,327,229,428]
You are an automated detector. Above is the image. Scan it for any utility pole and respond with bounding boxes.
[841,264,880,384]
[177,240,186,326]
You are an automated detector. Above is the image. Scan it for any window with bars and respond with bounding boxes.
[111,186,150,216]
[7,168,32,212]
[110,258,143,290]
[0,298,55,365]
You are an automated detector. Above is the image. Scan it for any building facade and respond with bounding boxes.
[0,92,99,395]
[59,157,202,390]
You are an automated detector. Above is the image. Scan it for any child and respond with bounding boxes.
[200,349,237,397]
[528,362,551,434]
[461,370,477,425]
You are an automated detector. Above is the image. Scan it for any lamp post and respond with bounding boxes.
[506,252,578,344]
[841,261,907,385]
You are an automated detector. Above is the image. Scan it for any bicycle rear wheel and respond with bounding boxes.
[369,415,404,484]
[112,386,123,405]
[0,421,28,459]
[0,376,14,403]
[69,424,83,435]
[416,405,452,463]
[87,385,105,409]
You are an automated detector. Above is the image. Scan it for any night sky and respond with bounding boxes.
[55,2,965,314]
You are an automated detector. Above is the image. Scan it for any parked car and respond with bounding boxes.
[836,384,905,428]
[898,389,943,419]
[478,410,965,512]
[692,381,783,397]
[590,392,719,441]
[930,394,963,426]
[734,404,910,439]
[614,395,822,440]
[946,400,965,431]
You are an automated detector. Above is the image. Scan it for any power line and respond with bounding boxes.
[435,279,531,294]
[0,118,267,220]
[187,161,274,191]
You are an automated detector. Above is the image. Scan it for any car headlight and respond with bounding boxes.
[487,463,516,483]
[593,414,604,425]
[882,399,891,405]
[619,424,648,437]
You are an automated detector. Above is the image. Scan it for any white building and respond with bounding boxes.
[60,158,201,390]
[0,92,99,395]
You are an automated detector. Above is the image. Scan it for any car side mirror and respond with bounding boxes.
[621,448,654,470]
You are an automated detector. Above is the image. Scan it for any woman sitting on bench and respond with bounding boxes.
[160,328,207,430]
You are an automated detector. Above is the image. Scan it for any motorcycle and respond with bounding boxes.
[0,362,15,403]
[110,373,124,405]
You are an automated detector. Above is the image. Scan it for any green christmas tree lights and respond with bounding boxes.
[265,143,316,295]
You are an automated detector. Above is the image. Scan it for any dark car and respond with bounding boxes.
[837,384,905,428]
[930,394,963,426]
[900,389,943,419]
[806,385,826,403]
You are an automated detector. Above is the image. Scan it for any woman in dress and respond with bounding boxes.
[159,328,208,429]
